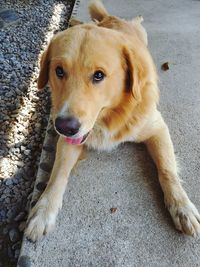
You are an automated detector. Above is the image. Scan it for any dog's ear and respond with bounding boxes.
[37,46,50,90]
[88,0,109,22]
[122,45,142,102]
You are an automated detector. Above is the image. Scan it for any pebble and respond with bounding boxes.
[18,255,31,267]
[20,146,26,151]
[5,197,11,204]
[14,211,26,222]
[24,150,31,156]
[36,182,47,191]
[31,200,37,208]
[47,127,57,136]
[0,9,19,23]
[5,179,13,186]
[0,210,6,217]
[7,245,14,258]
[24,168,35,178]
[12,241,21,250]
[7,208,17,220]
[9,104,16,111]
[15,249,20,259]
[19,221,26,232]
[9,228,20,243]
[39,162,52,172]
[0,20,4,29]
[16,161,25,167]
[3,226,9,235]
[43,145,55,152]
[12,177,19,185]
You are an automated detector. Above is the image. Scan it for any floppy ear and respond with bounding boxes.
[88,0,109,22]
[123,46,142,102]
[37,47,50,89]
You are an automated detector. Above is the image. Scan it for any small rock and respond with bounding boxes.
[0,210,6,218]
[36,182,47,191]
[35,123,41,128]
[43,145,55,152]
[39,162,52,172]
[14,211,26,222]
[3,226,9,235]
[9,104,16,111]
[5,179,13,186]
[24,168,35,178]
[9,228,20,243]
[0,20,4,29]
[27,192,33,200]
[0,10,19,23]
[12,177,19,185]
[24,150,31,156]
[5,197,11,204]
[47,127,57,136]
[12,241,21,250]
[17,167,25,180]
[7,208,17,220]
[19,221,26,232]
[15,249,20,259]
[18,255,31,267]
[31,200,37,208]
[17,161,24,168]
[41,118,48,127]
[7,244,14,258]
[20,146,26,151]
[31,113,37,120]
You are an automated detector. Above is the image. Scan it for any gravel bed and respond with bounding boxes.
[0,1,74,266]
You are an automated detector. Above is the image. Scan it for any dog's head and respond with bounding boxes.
[37,24,154,145]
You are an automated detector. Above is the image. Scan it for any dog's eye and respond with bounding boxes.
[56,66,65,79]
[92,70,105,83]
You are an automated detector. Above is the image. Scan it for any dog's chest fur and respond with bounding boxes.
[85,123,136,151]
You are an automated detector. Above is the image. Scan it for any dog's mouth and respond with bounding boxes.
[64,132,90,145]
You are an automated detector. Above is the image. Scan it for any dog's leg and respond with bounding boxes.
[144,117,200,236]
[25,137,83,241]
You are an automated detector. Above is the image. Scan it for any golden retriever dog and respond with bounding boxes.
[25,0,200,241]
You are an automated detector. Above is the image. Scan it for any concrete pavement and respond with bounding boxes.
[18,0,200,266]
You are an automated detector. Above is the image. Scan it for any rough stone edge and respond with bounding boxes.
[17,0,81,265]
[71,0,80,18]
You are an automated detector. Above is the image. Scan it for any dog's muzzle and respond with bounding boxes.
[55,116,90,145]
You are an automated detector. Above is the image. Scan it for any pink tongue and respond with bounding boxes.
[64,136,83,145]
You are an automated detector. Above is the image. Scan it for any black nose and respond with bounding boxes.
[55,116,80,136]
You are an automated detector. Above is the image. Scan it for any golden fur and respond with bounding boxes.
[25,0,200,241]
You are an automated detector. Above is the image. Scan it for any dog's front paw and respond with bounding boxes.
[25,198,58,242]
[168,199,200,236]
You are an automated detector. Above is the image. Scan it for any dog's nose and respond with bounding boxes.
[55,116,80,136]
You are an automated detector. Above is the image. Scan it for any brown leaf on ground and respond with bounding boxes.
[161,62,169,71]
[110,207,117,213]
